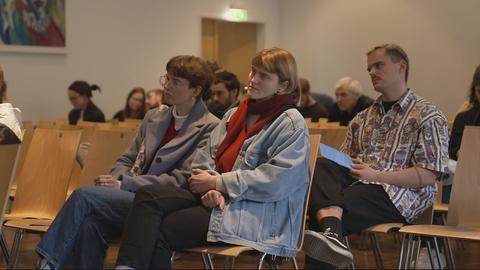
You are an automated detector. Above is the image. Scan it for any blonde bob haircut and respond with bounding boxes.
[251,47,300,100]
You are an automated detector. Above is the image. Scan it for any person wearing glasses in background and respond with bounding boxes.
[67,80,105,125]
[36,56,219,269]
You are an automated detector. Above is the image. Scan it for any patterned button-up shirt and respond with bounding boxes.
[341,90,449,223]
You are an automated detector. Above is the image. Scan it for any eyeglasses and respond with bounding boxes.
[159,74,189,88]
[68,95,81,101]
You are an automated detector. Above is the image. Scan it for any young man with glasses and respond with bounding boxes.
[36,56,219,269]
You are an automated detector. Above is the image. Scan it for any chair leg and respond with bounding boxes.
[257,253,268,270]
[426,239,436,269]
[369,233,384,269]
[1,232,10,263]
[201,252,214,270]
[443,238,456,269]
[411,237,421,270]
[432,237,443,269]
[7,229,25,270]
[398,234,407,269]
[291,256,299,270]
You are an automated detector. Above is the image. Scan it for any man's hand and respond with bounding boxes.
[201,190,225,209]
[350,158,380,182]
[189,168,217,193]
[94,175,121,189]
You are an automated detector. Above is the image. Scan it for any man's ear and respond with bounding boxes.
[192,86,202,98]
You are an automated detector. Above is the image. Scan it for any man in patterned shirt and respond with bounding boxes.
[303,44,450,268]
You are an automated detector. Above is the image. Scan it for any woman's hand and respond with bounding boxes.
[189,168,217,193]
[350,158,380,182]
[94,175,121,189]
[201,190,225,209]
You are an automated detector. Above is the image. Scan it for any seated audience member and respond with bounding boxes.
[113,87,147,121]
[114,48,310,269]
[146,88,164,109]
[328,77,374,126]
[207,70,241,118]
[446,64,480,203]
[67,80,105,125]
[303,44,449,268]
[36,56,219,269]
[449,63,480,161]
[298,77,328,121]
[312,92,335,112]
[0,65,22,144]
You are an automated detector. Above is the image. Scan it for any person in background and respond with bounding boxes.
[311,92,335,113]
[328,77,374,126]
[207,70,241,118]
[113,87,147,121]
[298,77,328,121]
[0,65,22,144]
[446,63,480,203]
[146,88,165,109]
[36,55,219,269]
[67,80,105,125]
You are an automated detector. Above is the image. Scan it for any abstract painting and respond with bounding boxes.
[0,0,65,52]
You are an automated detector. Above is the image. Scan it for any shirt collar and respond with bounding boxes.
[373,89,415,112]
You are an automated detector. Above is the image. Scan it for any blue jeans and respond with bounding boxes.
[36,186,134,269]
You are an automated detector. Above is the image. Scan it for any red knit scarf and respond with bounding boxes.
[215,94,295,173]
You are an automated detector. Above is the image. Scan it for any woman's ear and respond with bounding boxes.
[277,81,289,94]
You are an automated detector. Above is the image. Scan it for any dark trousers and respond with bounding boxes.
[116,185,211,269]
[306,157,406,268]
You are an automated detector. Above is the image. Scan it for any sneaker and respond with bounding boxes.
[303,228,353,267]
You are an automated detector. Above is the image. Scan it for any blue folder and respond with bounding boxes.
[319,143,352,169]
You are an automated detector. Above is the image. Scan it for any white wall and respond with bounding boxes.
[0,0,280,121]
[279,0,480,118]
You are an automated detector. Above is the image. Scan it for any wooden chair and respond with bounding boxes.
[67,128,136,196]
[181,134,321,270]
[2,128,82,269]
[309,126,347,150]
[0,144,21,262]
[398,126,480,269]
[118,119,142,129]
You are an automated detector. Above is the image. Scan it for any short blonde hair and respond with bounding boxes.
[335,77,362,96]
[251,47,299,96]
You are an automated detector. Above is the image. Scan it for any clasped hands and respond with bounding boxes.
[349,158,381,182]
[189,168,225,209]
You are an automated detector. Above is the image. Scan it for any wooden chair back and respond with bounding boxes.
[447,126,480,228]
[309,126,347,150]
[0,144,21,226]
[9,128,82,219]
[11,122,35,195]
[117,120,142,129]
[297,134,321,250]
[75,129,136,189]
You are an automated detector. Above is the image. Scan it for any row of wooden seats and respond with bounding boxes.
[1,121,138,268]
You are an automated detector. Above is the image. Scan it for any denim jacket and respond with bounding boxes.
[191,107,310,257]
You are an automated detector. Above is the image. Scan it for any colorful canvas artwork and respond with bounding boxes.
[0,0,65,48]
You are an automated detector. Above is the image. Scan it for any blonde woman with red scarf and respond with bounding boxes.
[115,48,311,270]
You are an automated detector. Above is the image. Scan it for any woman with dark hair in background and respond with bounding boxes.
[445,64,480,203]
[67,80,105,125]
[113,87,147,121]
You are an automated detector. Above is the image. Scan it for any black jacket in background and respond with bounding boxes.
[299,102,329,121]
[449,102,480,160]
[328,95,374,126]
[68,102,105,125]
